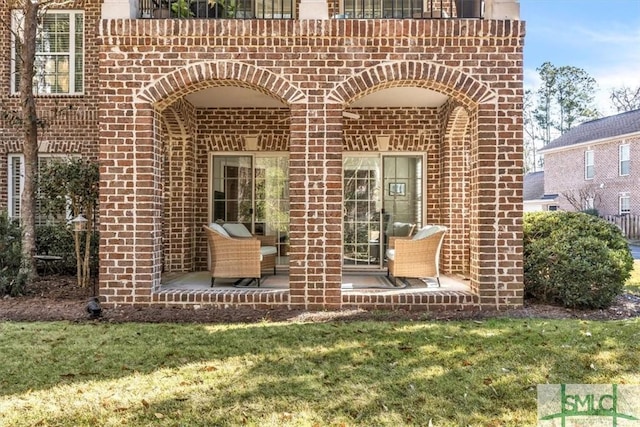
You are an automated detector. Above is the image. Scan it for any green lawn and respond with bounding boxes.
[1,318,639,426]
[626,260,640,295]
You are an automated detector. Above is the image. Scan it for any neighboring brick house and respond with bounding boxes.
[540,109,640,217]
[523,171,557,212]
[0,0,525,311]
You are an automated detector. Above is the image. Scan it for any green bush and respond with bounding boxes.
[35,225,99,276]
[0,210,27,296]
[35,224,76,275]
[524,211,634,309]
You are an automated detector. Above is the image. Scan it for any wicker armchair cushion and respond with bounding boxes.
[260,246,278,261]
[223,223,253,237]
[386,221,415,237]
[210,223,230,237]
[412,225,444,241]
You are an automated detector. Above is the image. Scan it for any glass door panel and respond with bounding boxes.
[212,154,289,265]
[382,155,423,254]
[212,156,253,226]
[254,156,289,261]
[343,155,423,269]
[343,157,382,267]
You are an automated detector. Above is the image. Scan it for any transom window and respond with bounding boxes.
[619,143,630,176]
[584,150,594,180]
[11,10,84,95]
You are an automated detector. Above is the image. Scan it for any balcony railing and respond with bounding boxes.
[138,0,483,19]
[339,0,482,19]
[139,0,294,19]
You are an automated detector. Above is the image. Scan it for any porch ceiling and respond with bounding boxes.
[185,86,449,108]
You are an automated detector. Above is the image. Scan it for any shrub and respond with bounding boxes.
[35,224,99,276]
[524,211,634,309]
[35,225,77,275]
[580,208,599,217]
[0,210,27,296]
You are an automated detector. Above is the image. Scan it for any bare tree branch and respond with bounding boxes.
[562,184,602,212]
[610,85,640,113]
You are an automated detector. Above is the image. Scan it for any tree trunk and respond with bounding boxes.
[81,205,93,288]
[19,0,40,284]
[74,225,83,287]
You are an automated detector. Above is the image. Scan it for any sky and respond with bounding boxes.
[520,0,640,115]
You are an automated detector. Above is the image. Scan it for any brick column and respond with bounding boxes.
[288,103,343,310]
[99,104,163,306]
[484,0,520,20]
[470,103,523,309]
[299,0,329,19]
[101,0,136,19]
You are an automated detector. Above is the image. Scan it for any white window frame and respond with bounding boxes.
[11,10,84,95]
[619,193,630,215]
[619,143,630,176]
[584,150,594,180]
[7,153,74,223]
[584,197,595,211]
[7,155,23,219]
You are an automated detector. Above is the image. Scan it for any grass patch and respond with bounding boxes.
[1,319,639,426]
[626,260,640,295]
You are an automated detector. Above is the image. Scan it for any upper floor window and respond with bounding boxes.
[584,150,594,180]
[619,144,630,176]
[11,10,84,95]
[619,193,630,215]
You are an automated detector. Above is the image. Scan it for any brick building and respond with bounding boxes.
[1,0,525,311]
[540,109,640,217]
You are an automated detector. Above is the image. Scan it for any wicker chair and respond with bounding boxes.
[386,225,447,286]
[203,224,277,287]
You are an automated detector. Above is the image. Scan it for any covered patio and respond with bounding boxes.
[96,16,524,311]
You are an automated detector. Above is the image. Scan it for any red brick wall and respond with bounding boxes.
[0,10,524,310]
[95,18,523,310]
[0,2,101,207]
[544,136,640,216]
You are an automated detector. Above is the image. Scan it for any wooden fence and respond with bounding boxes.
[603,215,640,240]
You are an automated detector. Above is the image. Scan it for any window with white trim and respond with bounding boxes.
[8,155,22,219]
[8,154,71,225]
[584,197,595,211]
[584,150,594,180]
[11,10,84,95]
[619,143,630,176]
[619,193,630,215]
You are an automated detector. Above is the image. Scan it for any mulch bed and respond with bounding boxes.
[1,275,640,323]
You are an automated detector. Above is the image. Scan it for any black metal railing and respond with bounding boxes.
[139,0,295,19]
[138,0,483,19]
[338,0,483,19]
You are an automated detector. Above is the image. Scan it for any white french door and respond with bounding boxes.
[343,154,424,269]
[211,154,289,265]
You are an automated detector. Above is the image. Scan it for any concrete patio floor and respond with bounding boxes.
[160,270,471,293]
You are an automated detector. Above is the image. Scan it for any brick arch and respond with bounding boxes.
[136,61,307,111]
[327,61,497,108]
[445,105,471,137]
